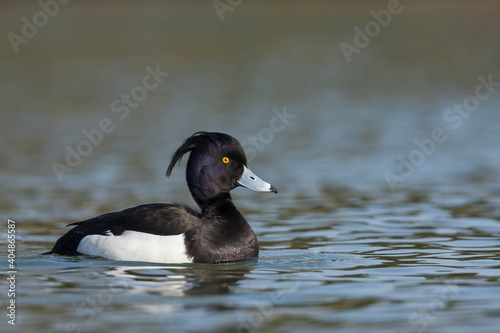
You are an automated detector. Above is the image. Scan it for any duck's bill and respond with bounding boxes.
[236,165,278,193]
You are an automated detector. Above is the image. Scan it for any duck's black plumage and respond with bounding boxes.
[45,132,277,264]
[46,203,202,256]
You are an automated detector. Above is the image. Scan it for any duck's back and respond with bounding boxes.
[46,203,201,256]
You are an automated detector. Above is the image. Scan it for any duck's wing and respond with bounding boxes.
[44,203,201,256]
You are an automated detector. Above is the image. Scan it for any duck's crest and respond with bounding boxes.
[166,131,230,177]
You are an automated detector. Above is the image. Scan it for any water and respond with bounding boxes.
[1,1,500,332]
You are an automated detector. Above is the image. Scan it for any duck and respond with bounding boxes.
[44,131,277,264]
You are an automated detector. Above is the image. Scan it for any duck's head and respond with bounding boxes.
[166,132,277,208]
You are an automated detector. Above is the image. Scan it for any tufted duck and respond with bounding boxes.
[44,132,277,264]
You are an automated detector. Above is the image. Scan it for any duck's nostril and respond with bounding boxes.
[250,176,255,180]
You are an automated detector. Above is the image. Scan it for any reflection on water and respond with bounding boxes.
[1,1,500,332]
[104,263,253,297]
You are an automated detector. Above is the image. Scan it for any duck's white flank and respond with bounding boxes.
[77,230,193,264]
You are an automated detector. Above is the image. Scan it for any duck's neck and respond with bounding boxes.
[201,193,241,221]
[190,187,230,210]
[186,193,259,263]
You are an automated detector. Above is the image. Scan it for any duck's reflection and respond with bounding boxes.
[103,261,255,297]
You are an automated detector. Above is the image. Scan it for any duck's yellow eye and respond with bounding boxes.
[222,157,230,164]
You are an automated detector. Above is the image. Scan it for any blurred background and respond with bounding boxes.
[1,1,500,216]
[1,1,500,332]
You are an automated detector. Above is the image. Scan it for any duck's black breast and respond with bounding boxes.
[46,203,201,256]
[185,197,259,263]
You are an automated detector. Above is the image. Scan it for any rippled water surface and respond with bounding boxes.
[1,1,500,332]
